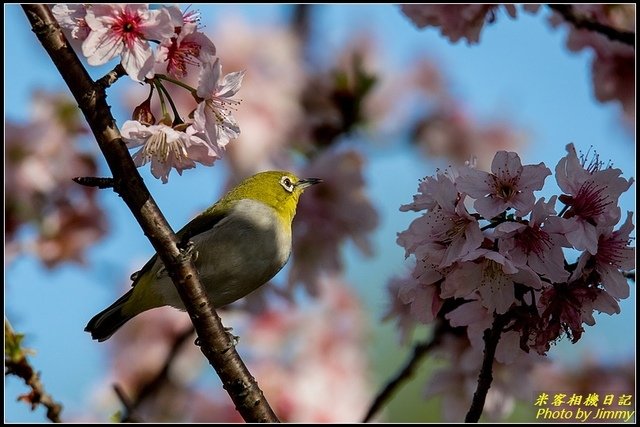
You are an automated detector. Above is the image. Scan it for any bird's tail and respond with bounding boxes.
[85,289,138,342]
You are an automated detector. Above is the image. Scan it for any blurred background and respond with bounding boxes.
[4,4,635,422]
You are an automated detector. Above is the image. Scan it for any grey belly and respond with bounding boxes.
[154,203,292,309]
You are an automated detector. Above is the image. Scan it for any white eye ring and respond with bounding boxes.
[280,176,295,192]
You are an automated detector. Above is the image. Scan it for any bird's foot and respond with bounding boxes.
[181,240,199,263]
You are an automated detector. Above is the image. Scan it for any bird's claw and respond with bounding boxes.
[182,241,198,262]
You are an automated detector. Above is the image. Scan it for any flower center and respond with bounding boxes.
[564,180,611,224]
[113,11,144,49]
[595,234,628,267]
[491,175,519,201]
[515,226,552,256]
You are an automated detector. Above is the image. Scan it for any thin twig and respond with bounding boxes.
[5,319,63,423]
[96,64,127,89]
[72,176,115,189]
[548,4,635,47]
[22,5,278,422]
[362,328,442,422]
[464,313,509,423]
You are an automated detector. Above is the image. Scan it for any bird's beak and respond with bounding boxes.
[296,177,323,189]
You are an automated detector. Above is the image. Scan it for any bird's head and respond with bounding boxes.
[223,171,322,224]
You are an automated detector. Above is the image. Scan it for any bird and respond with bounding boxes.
[85,170,321,341]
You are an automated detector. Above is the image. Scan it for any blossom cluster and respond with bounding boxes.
[53,4,245,183]
[389,144,634,357]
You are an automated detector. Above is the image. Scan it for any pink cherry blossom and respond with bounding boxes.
[441,249,541,315]
[534,280,620,355]
[446,300,544,365]
[383,274,420,343]
[573,211,635,299]
[456,150,551,219]
[194,58,245,150]
[52,3,89,40]
[555,143,634,254]
[400,169,458,213]
[121,120,218,183]
[82,4,175,82]
[156,19,216,78]
[495,197,572,283]
[398,273,442,326]
[398,171,483,268]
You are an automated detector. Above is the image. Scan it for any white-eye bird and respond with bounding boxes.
[86,171,321,341]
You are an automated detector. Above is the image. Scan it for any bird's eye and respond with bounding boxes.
[280,176,294,192]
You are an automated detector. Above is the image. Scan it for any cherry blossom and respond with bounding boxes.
[398,172,483,268]
[194,58,245,150]
[156,17,216,78]
[457,150,551,219]
[52,3,89,40]
[383,274,420,343]
[82,4,175,82]
[573,211,635,299]
[495,197,571,283]
[121,120,218,183]
[534,280,620,354]
[441,249,541,315]
[555,143,634,254]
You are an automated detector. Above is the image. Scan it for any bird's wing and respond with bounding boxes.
[175,202,230,245]
[129,201,233,288]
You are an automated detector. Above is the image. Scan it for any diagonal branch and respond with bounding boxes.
[362,337,438,422]
[21,5,278,422]
[548,4,635,47]
[5,319,63,423]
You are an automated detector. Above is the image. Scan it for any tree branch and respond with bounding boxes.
[5,319,63,423]
[464,313,509,423]
[96,64,127,90]
[21,5,278,422]
[548,4,635,47]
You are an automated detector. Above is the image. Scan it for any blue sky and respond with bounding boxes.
[4,4,635,422]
